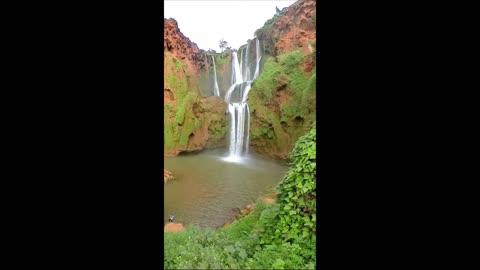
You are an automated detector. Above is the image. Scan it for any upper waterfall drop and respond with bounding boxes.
[211,55,220,96]
[243,44,250,81]
[232,52,243,85]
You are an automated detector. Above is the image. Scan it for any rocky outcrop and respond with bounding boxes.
[248,0,316,159]
[259,0,316,56]
[164,169,174,183]
[164,19,227,156]
[164,222,185,232]
[164,18,207,72]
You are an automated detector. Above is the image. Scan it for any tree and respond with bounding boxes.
[219,39,228,52]
[276,6,281,14]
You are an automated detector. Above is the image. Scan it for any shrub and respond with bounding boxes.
[263,124,316,245]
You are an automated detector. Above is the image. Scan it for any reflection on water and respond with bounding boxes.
[164,149,288,228]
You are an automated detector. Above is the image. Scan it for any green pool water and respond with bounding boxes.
[164,149,288,228]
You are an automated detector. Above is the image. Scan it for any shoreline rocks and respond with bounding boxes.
[164,222,185,232]
[164,169,174,183]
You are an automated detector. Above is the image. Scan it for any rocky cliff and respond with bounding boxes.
[248,0,317,159]
[164,19,227,156]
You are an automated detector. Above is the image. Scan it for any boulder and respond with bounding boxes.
[164,222,185,232]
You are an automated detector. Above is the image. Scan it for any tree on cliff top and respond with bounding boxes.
[219,39,228,52]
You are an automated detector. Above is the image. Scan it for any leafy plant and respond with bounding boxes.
[263,124,316,245]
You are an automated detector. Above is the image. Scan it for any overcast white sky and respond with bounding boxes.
[164,0,297,51]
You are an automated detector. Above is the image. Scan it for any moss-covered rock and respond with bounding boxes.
[164,52,227,156]
[248,50,316,159]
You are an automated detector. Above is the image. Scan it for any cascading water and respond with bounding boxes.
[224,38,262,161]
[233,52,243,84]
[211,56,220,96]
[253,38,262,80]
[239,49,244,82]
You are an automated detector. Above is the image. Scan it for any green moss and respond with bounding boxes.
[173,57,184,70]
[278,50,304,70]
[301,69,316,109]
[250,56,282,100]
[164,111,175,149]
[280,103,301,122]
[164,53,203,151]
[250,123,271,140]
[209,120,227,140]
[174,92,196,126]
[214,51,231,66]
[250,50,306,102]
[248,48,315,157]
[164,103,173,113]
[165,54,189,101]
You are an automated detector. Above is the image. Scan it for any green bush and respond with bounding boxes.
[262,124,316,245]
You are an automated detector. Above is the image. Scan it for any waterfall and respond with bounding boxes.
[239,49,243,83]
[232,52,243,84]
[211,56,220,96]
[224,38,262,161]
[243,44,250,81]
[230,57,235,85]
[253,38,262,80]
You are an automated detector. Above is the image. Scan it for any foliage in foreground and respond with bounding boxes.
[164,125,317,269]
[164,202,315,269]
[264,124,316,244]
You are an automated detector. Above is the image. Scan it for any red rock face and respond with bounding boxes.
[270,0,316,55]
[164,222,185,232]
[255,0,316,59]
[164,88,174,104]
[164,18,208,73]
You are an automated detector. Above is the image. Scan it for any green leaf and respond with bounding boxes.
[238,249,247,259]
[226,245,235,254]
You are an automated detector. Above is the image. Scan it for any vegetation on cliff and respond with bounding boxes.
[164,52,227,155]
[248,49,316,159]
[164,125,317,269]
[244,0,316,159]
[164,53,201,151]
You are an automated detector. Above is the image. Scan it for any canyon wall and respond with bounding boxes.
[164,19,227,156]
